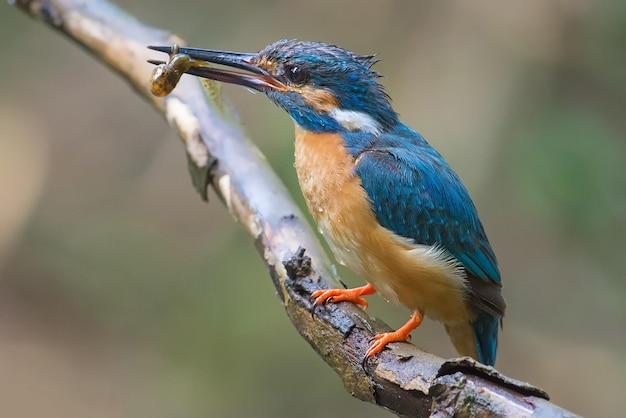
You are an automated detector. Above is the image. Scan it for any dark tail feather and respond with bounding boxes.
[472,310,501,366]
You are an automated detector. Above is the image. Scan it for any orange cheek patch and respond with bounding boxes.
[254,56,278,73]
[254,57,338,112]
[297,86,339,113]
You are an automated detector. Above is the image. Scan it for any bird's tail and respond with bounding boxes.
[445,311,500,366]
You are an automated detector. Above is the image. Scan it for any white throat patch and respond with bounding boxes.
[329,109,382,134]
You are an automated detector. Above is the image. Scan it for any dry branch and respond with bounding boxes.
[12,0,580,416]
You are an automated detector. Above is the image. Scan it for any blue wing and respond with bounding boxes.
[345,124,505,365]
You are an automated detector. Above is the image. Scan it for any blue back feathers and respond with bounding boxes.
[345,126,499,281]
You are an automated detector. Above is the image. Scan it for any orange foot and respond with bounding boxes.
[311,283,376,309]
[365,310,424,358]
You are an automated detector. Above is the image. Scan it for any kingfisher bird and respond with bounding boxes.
[149,40,506,366]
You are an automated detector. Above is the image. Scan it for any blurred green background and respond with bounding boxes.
[1,1,625,417]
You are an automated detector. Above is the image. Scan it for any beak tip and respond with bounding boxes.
[148,45,172,54]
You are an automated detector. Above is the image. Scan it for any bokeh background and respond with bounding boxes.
[1,1,625,417]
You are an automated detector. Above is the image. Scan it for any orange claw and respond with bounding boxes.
[365,310,424,358]
[311,283,376,309]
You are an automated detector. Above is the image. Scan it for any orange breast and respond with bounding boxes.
[293,127,370,273]
[293,126,472,325]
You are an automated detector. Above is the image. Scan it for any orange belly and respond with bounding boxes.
[293,126,473,325]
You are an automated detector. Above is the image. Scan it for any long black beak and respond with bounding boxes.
[148,45,286,92]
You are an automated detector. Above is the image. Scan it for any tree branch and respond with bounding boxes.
[12,0,580,416]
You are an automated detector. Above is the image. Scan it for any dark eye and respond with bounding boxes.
[285,65,307,84]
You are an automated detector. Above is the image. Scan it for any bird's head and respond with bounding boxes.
[149,40,399,134]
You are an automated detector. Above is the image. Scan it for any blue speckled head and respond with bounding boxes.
[251,40,399,132]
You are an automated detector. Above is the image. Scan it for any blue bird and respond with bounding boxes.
[149,40,506,365]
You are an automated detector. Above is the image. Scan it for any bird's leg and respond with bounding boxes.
[311,283,376,309]
[365,310,424,358]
